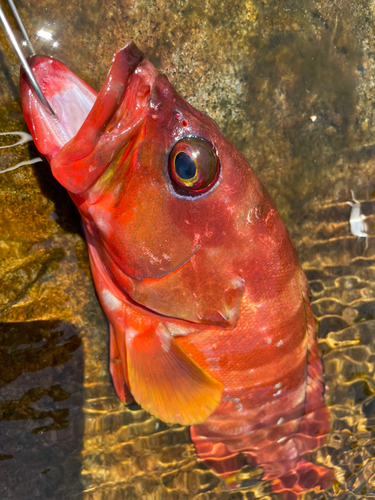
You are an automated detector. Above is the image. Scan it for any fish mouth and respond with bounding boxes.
[21,54,97,158]
[20,42,147,161]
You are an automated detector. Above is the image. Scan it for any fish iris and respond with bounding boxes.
[168,137,219,195]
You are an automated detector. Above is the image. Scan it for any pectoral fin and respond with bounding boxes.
[125,322,223,425]
[109,324,134,404]
[86,229,221,423]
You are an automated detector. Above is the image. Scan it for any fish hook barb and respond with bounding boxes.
[0,0,55,115]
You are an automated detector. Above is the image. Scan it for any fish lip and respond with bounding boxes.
[20,42,145,162]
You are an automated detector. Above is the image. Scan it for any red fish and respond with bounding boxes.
[20,42,333,497]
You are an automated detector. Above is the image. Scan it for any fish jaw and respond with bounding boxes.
[20,42,149,193]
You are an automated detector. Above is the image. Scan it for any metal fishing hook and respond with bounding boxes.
[0,0,55,115]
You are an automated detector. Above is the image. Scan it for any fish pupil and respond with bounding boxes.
[175,152,196,180]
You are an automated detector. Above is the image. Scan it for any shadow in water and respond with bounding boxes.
[29,146,84,237]
[0,320,84,500]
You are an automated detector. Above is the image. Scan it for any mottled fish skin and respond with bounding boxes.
[20,41,333,496]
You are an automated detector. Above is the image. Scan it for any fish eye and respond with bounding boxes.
[168,137,219,196]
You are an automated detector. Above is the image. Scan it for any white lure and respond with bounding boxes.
[347,190,369,248]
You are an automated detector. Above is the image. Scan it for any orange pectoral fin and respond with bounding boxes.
[109,324,134,404]
[125,322,223,425]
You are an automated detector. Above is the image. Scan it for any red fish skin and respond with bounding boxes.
[20,42,334,496]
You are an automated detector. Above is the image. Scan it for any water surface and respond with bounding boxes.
[1,0,375,498]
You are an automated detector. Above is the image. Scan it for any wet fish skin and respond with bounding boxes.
[20,41,333,496]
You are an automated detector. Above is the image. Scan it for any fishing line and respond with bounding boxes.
[0,156,43,174]
[0,0,55,114]
[0,131,43,173]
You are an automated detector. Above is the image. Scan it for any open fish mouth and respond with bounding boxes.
[20,42,157,172]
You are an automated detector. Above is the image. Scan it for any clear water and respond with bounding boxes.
[0,0,375,498]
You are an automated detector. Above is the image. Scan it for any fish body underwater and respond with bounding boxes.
[20,42,333,497]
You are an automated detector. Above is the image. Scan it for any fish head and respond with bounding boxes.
[109,73,292,327]
[20,42,297,329]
